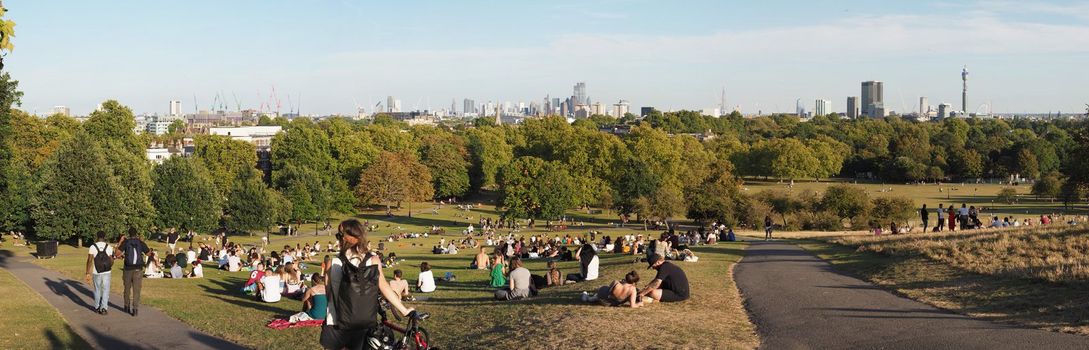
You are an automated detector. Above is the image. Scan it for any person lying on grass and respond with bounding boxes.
[583,270,644,308]
[494,257,532,301]
[638,254,690,303]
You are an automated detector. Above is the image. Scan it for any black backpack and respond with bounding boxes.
[330,251,381,329]
[123,240,146,269]
[92,244,113,273]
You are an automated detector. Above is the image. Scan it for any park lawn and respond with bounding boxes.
[25,202,758,349]
[798,224,1089,335]
[742,179,1081,227]
[0,266,91,349]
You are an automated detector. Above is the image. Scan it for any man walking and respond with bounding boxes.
[920,204,929,233]
[118,228,150,316]
[166,228,179,254]
[84,231,114,315]
[936,204,945,232]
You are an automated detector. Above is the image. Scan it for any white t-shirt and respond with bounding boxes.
[88,242,114,274]
[325,251,377,325]
[585,255,600,281]
[191,264,204,278]
[186,250,197,264]
[260,274,282,302]
[170,265,184,278]
[418,270,436,293]
[283,254,294,264]
[227,256,241,272]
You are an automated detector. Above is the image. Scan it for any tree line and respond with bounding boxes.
[3,73,1089,242]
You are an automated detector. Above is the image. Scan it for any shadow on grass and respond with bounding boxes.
[198,277,299,317]
[44,326,92,350]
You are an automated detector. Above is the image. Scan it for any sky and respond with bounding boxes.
[7,0,1089,116]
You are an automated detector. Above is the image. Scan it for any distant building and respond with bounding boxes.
[591,102,606,116]
[640,107,656,118]
[573,82,587,105]
[919,97,929,119]
[814,99,831,117]
[938,103,952,119]
[51,106,71,117]
[169,100,182,117]
[146,119,173,135]
[463,99,476,116]
[145,148,177,165]
[612,100,630,118]
[209,126,282,149]
[861,81,885,118]
[846,97,859,119]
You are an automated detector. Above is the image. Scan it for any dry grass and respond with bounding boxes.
[804,224,1089,335]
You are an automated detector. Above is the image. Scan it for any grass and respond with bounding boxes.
[19,202,758,349]
[798,224,1089,335]
[0,267,91,349]
[743,179,1083,226]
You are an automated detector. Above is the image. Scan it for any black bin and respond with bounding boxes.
[36,240,58,259]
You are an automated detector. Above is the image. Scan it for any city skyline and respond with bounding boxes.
[8,0,1089,116]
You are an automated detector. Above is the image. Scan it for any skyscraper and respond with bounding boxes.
[938,103,952,119]
[463,99,476,115]
[847,97,859,119]
[169,100,181,117]
[861,81,884,118]
[573,82,587,105]
[814,99,831,117]
[387,96,395,113]
[919,97,929,119]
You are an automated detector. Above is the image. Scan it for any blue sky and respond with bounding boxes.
[8,0,1089,115]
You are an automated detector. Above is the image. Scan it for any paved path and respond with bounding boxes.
[734,241,1089,350]
[0,251,247,350]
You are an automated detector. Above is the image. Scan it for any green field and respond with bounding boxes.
[743,179,1079,226]
[18,202,757,349]
[0,265,90,349]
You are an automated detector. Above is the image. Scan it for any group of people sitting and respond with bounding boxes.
[582,254,690,308]
[142,247,203,279]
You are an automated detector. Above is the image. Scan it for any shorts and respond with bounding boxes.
[320,325,373,350]
[658,288,689,302]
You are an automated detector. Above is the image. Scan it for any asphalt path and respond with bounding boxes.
[0,251,247,350]
[734,241,1089,350]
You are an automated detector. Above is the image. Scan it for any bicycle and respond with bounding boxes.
[371,300,432,350]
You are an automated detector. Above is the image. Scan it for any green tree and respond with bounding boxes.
[193,134,257,196]
[167,119,186,134]
[684,160,743,225]
[31,132,127,245]
[496,156,576,220]
[225,168,284,234]
[870,197,915,225]
[355,151,434,215]
[768,138,819,180]
[151,157,221,232]
[1031,174,1063,201]
[417,128,470,198]
[1015,148,1040,180]
[100,140,157,232]
[820,184,873,226]
[996,187,1018,204]
[83,100,143,155]
[465,126,513,191]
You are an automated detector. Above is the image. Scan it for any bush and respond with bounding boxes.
[870,197,915,225]
[820,184,872,220]
[997,187,1018,204]
[798,210,844,231]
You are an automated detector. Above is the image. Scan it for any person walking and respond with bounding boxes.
[84,231,115,315]
[920,204,929,233]
[936,204,946,232]
[764,216,774,241]
[166,228,179,254]
[118,227,150,316]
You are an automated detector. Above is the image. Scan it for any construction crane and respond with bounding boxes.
[232,92,242,112]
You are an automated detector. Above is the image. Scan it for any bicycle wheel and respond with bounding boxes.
[404,327,431,350]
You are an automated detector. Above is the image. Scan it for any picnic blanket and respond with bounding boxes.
[266,319,324,330]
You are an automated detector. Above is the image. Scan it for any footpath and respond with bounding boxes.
[734,241,1089,350]
[0,252,247,350]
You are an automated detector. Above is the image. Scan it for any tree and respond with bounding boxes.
[356,151,434,215]
[755,189,802,226]
[416,128,470,199]
[645,185,685,225]
[167,119,186,134]
[769,138,820,180]
[949,148,984,179]
[805,136,849,180]
[83,100,143,155]
[612,157,662,214]
[31,131,127,245]
[496,156,576,220]
[100,139,157,232]
[1031,174,1063,201]
[996,187,1018,204]
[151,157,221,232]
[1015,148,1040,180]
[225,168,284,233]
[870,197,915,225]
[820,184,872,226]
[685,160,743,225]
[465,126,513,191]
[0,72,26,232]
[193,134,257,196]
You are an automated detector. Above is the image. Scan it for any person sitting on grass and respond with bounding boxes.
[145,250,164,278]
[289,273,328,323]
[638,254,690,303]
[566,243,599,283]
[169,255,184,279]
[417,262,436,293]
[471,247,490,270]
[243,262,265,294]
[283,262,306,298]
[583,270,644,308]
[490,254,507,288]
[545,260,562,287]
[446,241,459,255]
[389,269,413,301]
[257,266,283,303]
[494,257,531,301]
[186,260,204,278]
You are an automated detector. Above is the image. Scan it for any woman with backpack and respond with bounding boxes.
[322,219,415,350]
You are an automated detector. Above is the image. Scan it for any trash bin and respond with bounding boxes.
[36,240,58,259]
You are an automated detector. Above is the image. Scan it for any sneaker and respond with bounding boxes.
[132,308,138,317]
[580,292,589,302]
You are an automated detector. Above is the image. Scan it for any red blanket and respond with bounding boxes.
[266,319,324,330]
